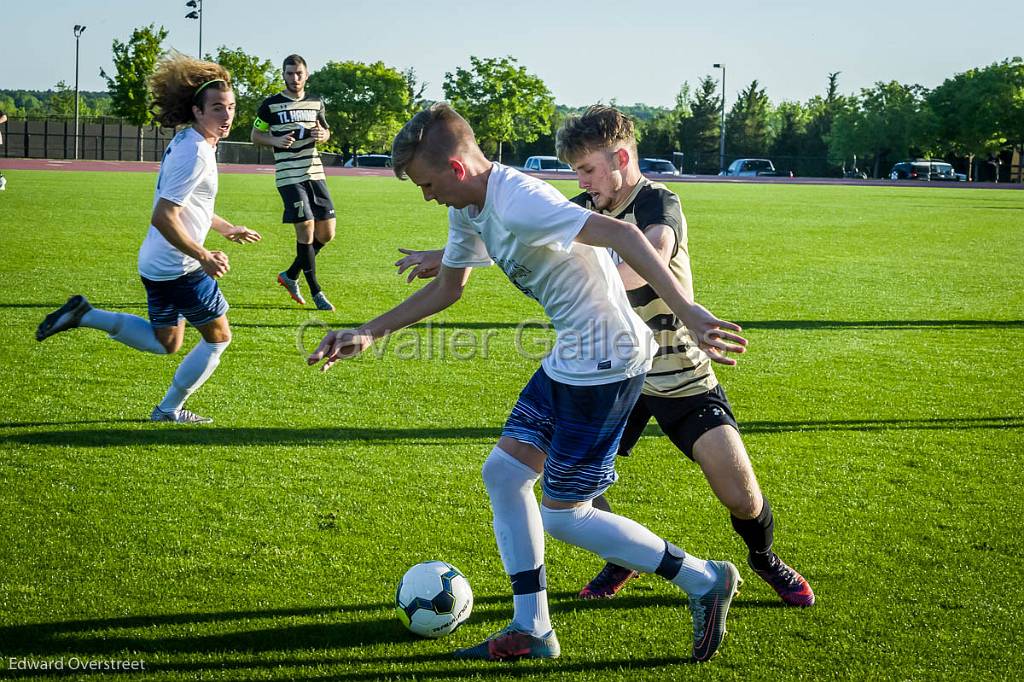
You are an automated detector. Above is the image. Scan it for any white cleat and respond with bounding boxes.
[150,406,213,424]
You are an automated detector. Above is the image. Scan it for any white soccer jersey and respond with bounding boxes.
[138,127,218,281]
[442,163,655,386]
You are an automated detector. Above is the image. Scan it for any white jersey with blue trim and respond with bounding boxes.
[442,163,655,386]
[138,127,218,281]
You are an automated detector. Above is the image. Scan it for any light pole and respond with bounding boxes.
[73,24,86,160]
[185,0,203,57]
[713,63,726,174]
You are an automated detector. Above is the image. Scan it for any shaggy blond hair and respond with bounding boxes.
[149,52,232,128]
[391,103,476,180]
[556,105,637,164]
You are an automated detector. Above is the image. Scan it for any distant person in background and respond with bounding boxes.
[36,54,261,423]
[251,54,337,311]
[0,110,7,190]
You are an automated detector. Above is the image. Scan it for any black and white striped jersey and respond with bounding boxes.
[254,92,328,188]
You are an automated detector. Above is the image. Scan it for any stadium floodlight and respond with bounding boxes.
[184,0,203,57]
[73,25,87,161]
[713,63,726,174]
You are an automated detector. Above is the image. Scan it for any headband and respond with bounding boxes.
[194,78,226,97]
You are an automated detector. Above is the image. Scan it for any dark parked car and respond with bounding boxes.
[638,158,679,176]
[889,161,962,181]
[720,158,779,177]
[344,154,392,168]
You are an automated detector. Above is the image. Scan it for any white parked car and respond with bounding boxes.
[523,156,573,172]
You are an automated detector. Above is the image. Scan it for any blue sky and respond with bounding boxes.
[3,0,1021,107]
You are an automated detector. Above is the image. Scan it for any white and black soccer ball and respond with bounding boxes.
[395,561,473,638]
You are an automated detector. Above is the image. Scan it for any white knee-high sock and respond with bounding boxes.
[481,446,551,636]
[157,339,229,413]
[81,308,167,354]
[541,504,716,595]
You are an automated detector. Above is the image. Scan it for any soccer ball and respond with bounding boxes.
[395,561,473,638]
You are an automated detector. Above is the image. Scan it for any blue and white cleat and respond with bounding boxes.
[453,624,560,661]
[150,406,213,424]
[312,291,335,312]
[690,560,741,662]
[277,271,306,305]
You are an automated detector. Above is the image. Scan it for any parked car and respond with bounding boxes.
[344,154,392,168]
[638,158,680,176]
[720,158,779,177]
[523,155,573,172]
[889,160,962,181]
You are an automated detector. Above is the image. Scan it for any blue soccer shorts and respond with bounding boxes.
[141,269,229,329]
[502,367,646,502]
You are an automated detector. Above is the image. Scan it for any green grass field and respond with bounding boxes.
[1,169,1022,680]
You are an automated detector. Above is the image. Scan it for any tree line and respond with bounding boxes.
[2,23,1021,179]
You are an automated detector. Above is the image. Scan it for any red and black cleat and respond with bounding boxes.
[748,554,815,607]
[579,562,639,600]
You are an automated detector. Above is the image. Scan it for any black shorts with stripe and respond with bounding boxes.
[277,179,335,223]
[617,384,738,460]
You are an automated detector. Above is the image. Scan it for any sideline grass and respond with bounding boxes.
[0,169,1022,680]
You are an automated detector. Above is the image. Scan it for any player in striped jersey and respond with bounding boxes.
[252,54,337,311]
[394,105,814,608]
[559,106,814,607]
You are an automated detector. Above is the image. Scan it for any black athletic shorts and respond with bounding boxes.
[277,179,336,223]
[617,384,739,461]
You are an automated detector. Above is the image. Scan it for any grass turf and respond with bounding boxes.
[0,169,1022,680]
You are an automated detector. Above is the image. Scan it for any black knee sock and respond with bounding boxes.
[731,497,775,568]
[312,238,326,255]
[286,241,312,280]
[301,241,322,296]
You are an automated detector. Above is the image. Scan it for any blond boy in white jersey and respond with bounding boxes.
[308,103,748,662]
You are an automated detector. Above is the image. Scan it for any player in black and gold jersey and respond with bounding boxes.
[392,105,814,608]
[558,105,814,607]
[252,54,336,311]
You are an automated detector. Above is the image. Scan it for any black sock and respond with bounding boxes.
[312,238,326,255]
[302,242,322,296]
[286,241,312,280]
[731,497,776,568]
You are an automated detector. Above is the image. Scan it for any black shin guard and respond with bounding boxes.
[510,566,546,595]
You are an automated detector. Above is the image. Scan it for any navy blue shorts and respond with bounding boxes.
[502,368,646,502]
[141,269,229,329]
[277,179,335,223]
